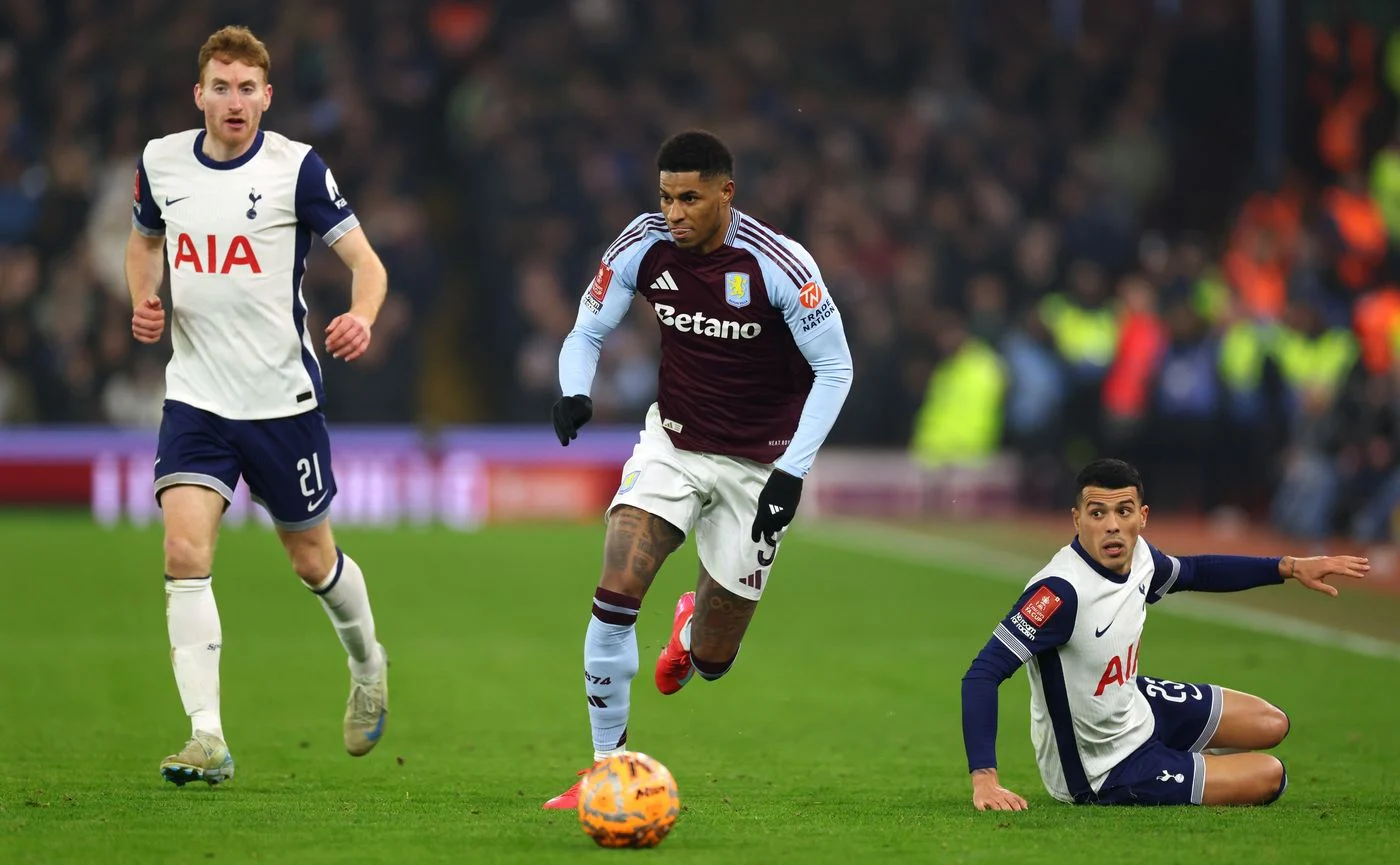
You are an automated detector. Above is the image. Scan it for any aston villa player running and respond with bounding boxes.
[543,130,854,808]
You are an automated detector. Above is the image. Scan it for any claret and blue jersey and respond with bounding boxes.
[558,208,851,476]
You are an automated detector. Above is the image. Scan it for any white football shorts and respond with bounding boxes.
[607,403,784,600]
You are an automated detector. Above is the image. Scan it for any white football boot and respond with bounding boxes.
[344,643,389,756]
[160,731,235,786]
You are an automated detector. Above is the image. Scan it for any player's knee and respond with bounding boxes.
[1257,756,1287,805]
[288,546,333,584]
[1262,705,1290,748]
[599,570,654,601]
[281,532,338,584]
[163,534,213,577]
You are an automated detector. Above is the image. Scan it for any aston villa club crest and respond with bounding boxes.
[724,272,750,308]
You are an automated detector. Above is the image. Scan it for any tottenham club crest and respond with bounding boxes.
[246,188,261,219]
[724,272,751,308]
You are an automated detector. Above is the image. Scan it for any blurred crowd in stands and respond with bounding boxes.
[7,0,1400,540]
[0,0,446,427]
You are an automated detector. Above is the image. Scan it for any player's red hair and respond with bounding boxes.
[198,26,271,84]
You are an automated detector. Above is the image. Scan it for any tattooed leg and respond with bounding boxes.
[599,505,684,599]
[689,564,758,679]
[577,506,686,762]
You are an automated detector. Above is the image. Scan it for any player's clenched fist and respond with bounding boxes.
[325,312,372,361]
[552,395,593,446]
[751,468,802,545]
[132,296,165,344]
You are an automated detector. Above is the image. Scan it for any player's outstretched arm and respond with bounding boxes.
[1280,554,1369,597]
[1148,547,1369,599]
[325,227,387,362]
[126,229,166,344]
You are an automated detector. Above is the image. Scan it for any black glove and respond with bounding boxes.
[751,469,803,545]
[551,394,593,446]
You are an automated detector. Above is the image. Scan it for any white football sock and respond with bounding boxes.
[310,550,382,681]
[166,576,223,740]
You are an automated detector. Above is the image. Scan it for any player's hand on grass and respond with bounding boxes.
[751,469,802,546]
[325,313,372,361]
[132,296,165,344]
[971,769,1028,812]
[552,395,593,446]
[1281,554,1369,597]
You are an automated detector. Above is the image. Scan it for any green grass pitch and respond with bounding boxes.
[1,513,1397,863]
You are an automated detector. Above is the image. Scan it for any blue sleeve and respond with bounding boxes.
[295,150,359,245]
[773,323,853,477]
[131,155,164,236]
[557,218,648,397]
[760,240,842,347]
[1147,543,1282,599]
[962,577,1078,772]
[756,241,851,477]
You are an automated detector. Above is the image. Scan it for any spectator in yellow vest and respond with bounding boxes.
[911,312,1007,469]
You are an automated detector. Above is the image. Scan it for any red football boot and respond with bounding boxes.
[542,765,594,810]
[654,591,696,695]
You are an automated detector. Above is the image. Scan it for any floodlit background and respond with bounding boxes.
[1,2,1398,863]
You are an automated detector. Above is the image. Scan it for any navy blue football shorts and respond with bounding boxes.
[154,399,337,531]
[1092,675,1223,806]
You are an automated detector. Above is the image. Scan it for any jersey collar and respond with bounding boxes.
[723,206,741,246]
[1071,536,1132,583]
[193,129,264,170]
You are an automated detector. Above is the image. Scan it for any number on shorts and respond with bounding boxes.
[297,452,325,498]
[1140,676,1202,704]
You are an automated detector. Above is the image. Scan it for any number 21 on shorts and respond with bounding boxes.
[297,452,326,504]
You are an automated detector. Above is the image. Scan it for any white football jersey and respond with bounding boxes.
[991,537,1179,802]
[133,129,359,419]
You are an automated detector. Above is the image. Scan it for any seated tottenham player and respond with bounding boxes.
[961,458,1368,809]
[543,130,854,808]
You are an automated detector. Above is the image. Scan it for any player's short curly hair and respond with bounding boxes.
[198,25,271,84]
[657,131,734,180]
[1075,458,1145,504]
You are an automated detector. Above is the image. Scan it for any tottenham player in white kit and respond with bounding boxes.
[542,131,853,808]
[127,26,391,785]
[961,459,1369,809]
